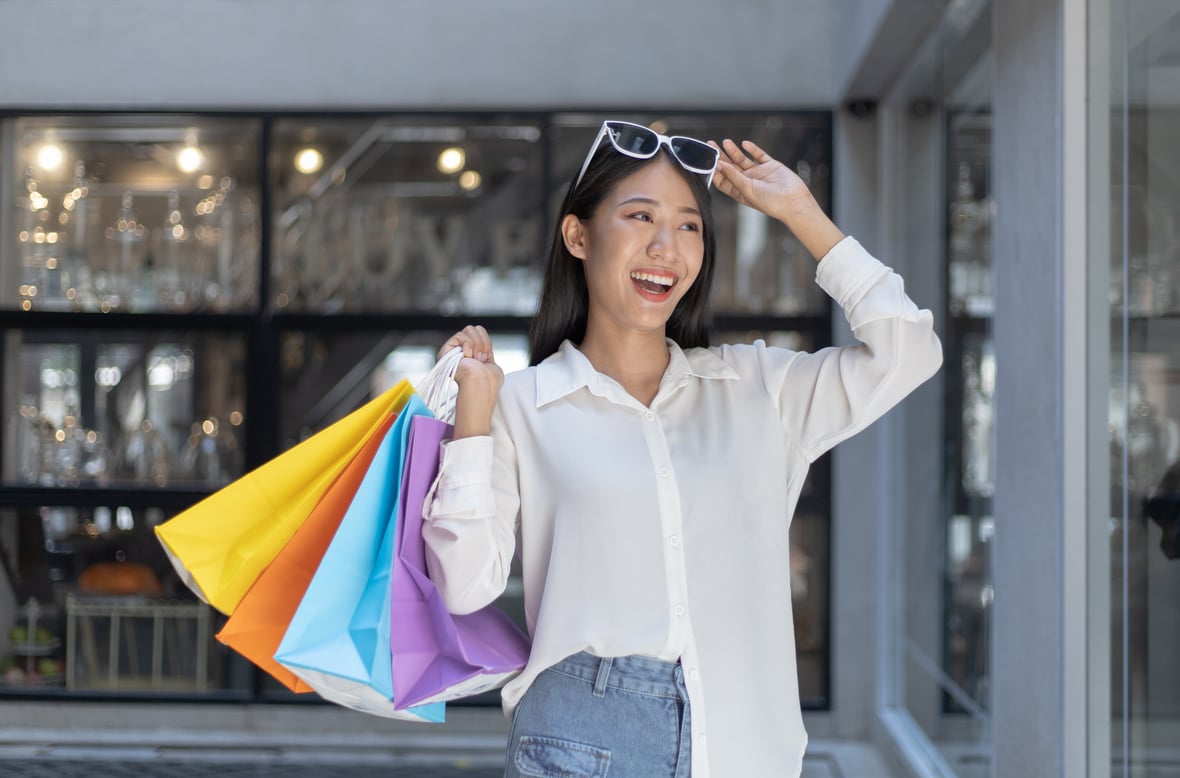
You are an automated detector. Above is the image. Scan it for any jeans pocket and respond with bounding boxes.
[513,735,611,778]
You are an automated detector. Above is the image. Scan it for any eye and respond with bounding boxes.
[680,221,702,232]
[627,211,653,222]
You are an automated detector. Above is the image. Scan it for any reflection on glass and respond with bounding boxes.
[2,116,261,312]
[272,118,545,314]
[1104,5,1180,771]
[549,114,832,316]
[0,507,246,694]
[1,333,246,487]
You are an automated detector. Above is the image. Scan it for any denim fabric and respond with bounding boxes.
[504,652,692,778]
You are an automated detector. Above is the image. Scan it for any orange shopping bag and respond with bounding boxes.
[155,381,415,614]
[215,412,398,692]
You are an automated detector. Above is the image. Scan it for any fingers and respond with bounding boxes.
[709,138,776,169]
[439,325,495,362]
[710,162,748,204]
[740,139,774,164]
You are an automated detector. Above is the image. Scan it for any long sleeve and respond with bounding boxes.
[421,407,520,615]
[753,236,943,462]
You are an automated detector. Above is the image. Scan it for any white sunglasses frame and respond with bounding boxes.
[572,121,718,190]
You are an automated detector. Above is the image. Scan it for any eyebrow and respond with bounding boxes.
[615,196,702,217]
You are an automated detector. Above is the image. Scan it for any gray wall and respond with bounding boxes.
[0,0,841,109]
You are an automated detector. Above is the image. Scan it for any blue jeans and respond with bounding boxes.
[504,652,692,778]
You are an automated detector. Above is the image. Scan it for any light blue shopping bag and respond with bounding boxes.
[275,393,444,722]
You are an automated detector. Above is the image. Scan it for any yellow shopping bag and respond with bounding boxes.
[155,380,415,615]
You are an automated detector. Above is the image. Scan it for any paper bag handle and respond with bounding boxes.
[417,346,464,422]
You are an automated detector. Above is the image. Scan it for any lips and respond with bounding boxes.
[630,270,678,301]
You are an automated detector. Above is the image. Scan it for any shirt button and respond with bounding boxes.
[644,411,655,421]
[673,604,687,618]
[669,535,681,548]
[658,466,671,478]
[689,668,700,681]
[698,733,707,744]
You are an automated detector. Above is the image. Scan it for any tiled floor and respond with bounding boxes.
[0,763,497,777]
[0,756,846,777]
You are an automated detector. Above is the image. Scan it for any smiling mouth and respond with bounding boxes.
[630,271,678,298]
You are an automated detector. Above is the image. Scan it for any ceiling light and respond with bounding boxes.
[37,143,64,171]
[458,170,482,191]
[294,147,323,174]
[177,145,203,173]
[437,147,465,174]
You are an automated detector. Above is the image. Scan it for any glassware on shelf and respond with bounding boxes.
[154,191,192,310]
[59,161,99,311]
[99,192,146,312]
[113,419,171,486]
[178,417,242,484]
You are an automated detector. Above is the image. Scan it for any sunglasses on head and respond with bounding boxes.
[573,120,719,190]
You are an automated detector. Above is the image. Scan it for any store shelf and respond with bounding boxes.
[0,486,213,510]
[0,310,256,332]
[9,639,61,656]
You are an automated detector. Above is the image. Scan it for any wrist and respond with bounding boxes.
[773,192,824,227]
[453,383,498,439]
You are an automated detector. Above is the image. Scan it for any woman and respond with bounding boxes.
[422,121,943,777]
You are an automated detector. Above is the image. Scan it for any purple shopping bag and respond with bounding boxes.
[390,414,531,710]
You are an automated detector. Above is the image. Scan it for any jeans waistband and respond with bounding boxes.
[548,652,685,700]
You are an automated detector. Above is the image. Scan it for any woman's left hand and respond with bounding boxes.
[709,138,845,262]
[709,139,816,222]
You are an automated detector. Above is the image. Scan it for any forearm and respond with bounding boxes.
[776,195,846,263]
[452,376,498,439]
[422,433,519,615]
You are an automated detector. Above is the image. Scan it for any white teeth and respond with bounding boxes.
[630,271,676,287]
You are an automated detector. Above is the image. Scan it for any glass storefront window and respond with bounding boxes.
[877,1,995,772]
[271,117,545,315]
[1,331,247,488]
[0,506,248,695]
[942,113,994,723]
[1100,2,1180,772]
[0,116,261,313]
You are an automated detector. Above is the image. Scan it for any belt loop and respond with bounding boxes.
[593,656,613,698]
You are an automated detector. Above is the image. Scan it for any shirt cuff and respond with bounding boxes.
[437,435,494,486]
[815,236,891,310]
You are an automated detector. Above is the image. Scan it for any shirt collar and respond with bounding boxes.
[535,338,738,408]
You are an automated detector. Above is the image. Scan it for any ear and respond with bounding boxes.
[561,213,589,260]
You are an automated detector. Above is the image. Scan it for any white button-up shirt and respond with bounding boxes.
[422,236,942,777]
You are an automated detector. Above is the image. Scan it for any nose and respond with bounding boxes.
[647,223,680,262]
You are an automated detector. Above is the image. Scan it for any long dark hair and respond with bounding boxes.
[528,145,718,366]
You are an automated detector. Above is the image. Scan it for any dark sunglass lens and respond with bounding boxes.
[669,138,719,171]
[607,122,659,156]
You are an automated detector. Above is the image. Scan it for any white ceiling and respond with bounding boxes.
[0,0,867,109]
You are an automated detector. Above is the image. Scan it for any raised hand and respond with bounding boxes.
[709,138,845,262]
[708,139,814,221]
[439,325,503,438]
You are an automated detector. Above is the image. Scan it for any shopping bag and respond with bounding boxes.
[214,412,398,693]
[155,381,415,614]
[275,393,444,722]
[389,358,531,710]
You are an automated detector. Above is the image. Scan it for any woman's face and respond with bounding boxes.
[564,156,706,338]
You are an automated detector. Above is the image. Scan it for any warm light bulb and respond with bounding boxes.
[294,147,323,174]
[458,170,482,191]
[437,147,465,174]
[177,146,204,173]
[37,143,64,171]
